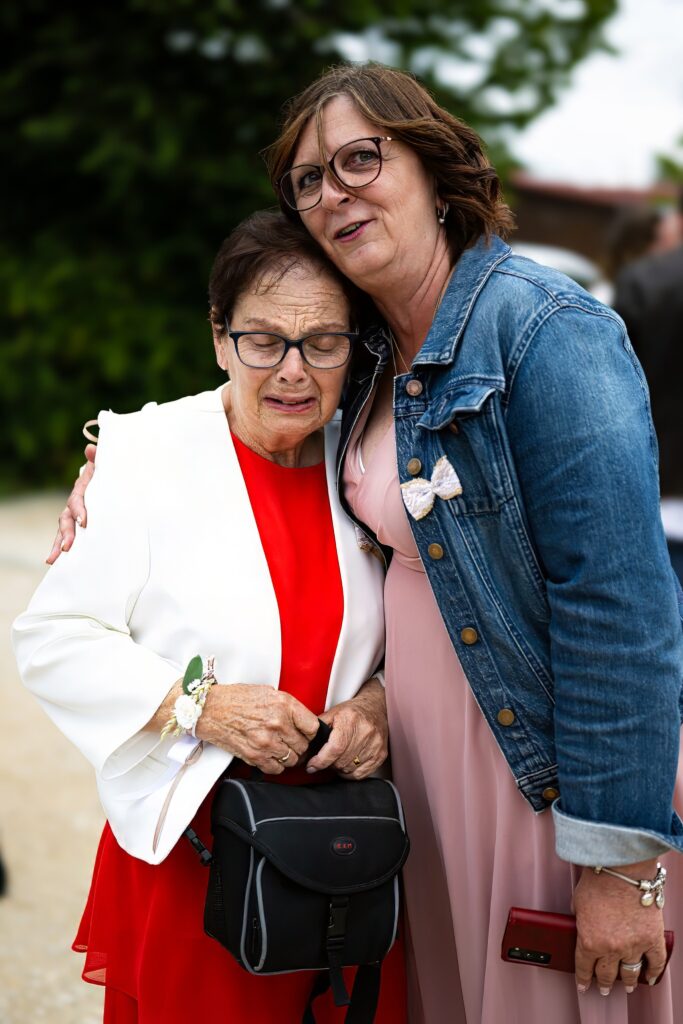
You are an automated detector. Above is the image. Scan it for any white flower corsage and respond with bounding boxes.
[174,694,202,731]
[161,655,217,739]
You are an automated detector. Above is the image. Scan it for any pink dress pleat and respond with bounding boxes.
[343,416,683,1024]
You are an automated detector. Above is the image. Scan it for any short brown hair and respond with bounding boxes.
[265,62,514,253]
[208,209,372,333]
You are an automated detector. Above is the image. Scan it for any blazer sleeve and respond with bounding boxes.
[12,408,182,784]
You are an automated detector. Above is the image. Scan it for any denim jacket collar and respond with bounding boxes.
[413,235,511,368]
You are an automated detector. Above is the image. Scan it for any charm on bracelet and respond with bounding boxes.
[593,862,667,909]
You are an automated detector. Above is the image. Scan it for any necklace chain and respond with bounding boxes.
[386,269,453,377]
[388,327,410,377]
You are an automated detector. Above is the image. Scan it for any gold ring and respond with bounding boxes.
[276,749,292,764]
[353,756,361,766]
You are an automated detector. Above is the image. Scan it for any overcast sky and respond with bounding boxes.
[511,0,683,187]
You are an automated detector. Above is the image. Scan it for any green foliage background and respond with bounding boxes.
[1,0,616,490]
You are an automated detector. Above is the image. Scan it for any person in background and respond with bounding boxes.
[604,206,667,284]
[614,189,683,582]
[14,210,406,1024]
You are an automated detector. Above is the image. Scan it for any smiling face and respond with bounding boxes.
[292,95,442,295]
[212,260,352,464]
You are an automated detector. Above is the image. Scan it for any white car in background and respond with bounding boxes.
[511,242,613,304]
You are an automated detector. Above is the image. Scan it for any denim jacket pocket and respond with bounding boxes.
[418,382,498,426]
[415,383,512,516]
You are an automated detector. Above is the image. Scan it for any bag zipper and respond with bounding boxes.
[250,916,261,960]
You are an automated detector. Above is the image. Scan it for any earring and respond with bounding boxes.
[436,202,449,224]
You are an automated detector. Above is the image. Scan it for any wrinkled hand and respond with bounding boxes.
[306,677,388,780]
[46,443,97,564]
[197,684,320,774]
[573,858,667,995]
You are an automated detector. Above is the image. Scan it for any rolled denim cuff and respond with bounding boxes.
[552,801,680,865]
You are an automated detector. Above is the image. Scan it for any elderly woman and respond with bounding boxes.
[51,64,683,1023]
[13,210,405,1023]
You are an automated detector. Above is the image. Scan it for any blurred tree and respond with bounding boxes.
[1,0,616,489]
[657,135,683,184]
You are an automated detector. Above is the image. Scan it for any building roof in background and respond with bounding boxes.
[510,172,678,208]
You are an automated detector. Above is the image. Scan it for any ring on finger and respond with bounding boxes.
[275,748,292,764]
[353,756,361,766]
[621,960,644,972]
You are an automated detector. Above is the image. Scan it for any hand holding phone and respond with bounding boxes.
[501,907,674,985]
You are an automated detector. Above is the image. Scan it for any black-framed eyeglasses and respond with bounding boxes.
[226,320,358,369]
[277,136,393,212]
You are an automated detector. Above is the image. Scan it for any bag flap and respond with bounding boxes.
[212,778,409,895]
[250,817,409,894]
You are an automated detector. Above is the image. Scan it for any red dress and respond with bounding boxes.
[73,434,406,1023]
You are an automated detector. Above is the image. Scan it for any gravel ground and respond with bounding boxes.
[0,495,104,1024]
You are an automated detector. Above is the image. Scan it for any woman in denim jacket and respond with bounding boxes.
[56,64,683,1023]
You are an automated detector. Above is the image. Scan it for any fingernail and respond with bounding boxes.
[625,985,635,994]
[577,984,587,994]
[61,542,68,551]
[306,766,317,774]
[599,987,611,997]
[648,978,657,986]
[76,515,82,526]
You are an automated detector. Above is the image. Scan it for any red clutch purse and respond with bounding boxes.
[501,907,674,985]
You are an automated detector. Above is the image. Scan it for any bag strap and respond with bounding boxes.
[327,896,351,1006]
[183,826,212,866]
[346,964,382,1024]
[302,896,381,1024]
[302,964,382,1024]
[303,973,331,1024]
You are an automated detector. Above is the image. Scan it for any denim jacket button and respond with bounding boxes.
[406,458,422,476]
[460,627,479,645]
[448,420,460,435]
[497,708,515,727]
[406,379,423,397]
[428,543,444,560]
[542,787,559,802]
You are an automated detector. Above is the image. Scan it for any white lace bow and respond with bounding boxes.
[400,455,462,521]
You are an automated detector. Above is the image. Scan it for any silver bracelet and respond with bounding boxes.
[593,862,666,908]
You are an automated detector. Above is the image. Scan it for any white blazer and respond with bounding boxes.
[13,387,385,863]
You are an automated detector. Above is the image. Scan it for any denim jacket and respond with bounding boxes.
[337,235,683,865]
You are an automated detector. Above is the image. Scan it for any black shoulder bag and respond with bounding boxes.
[185,722,409,1024]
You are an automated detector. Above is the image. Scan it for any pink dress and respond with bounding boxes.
[343,416,683,1024]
